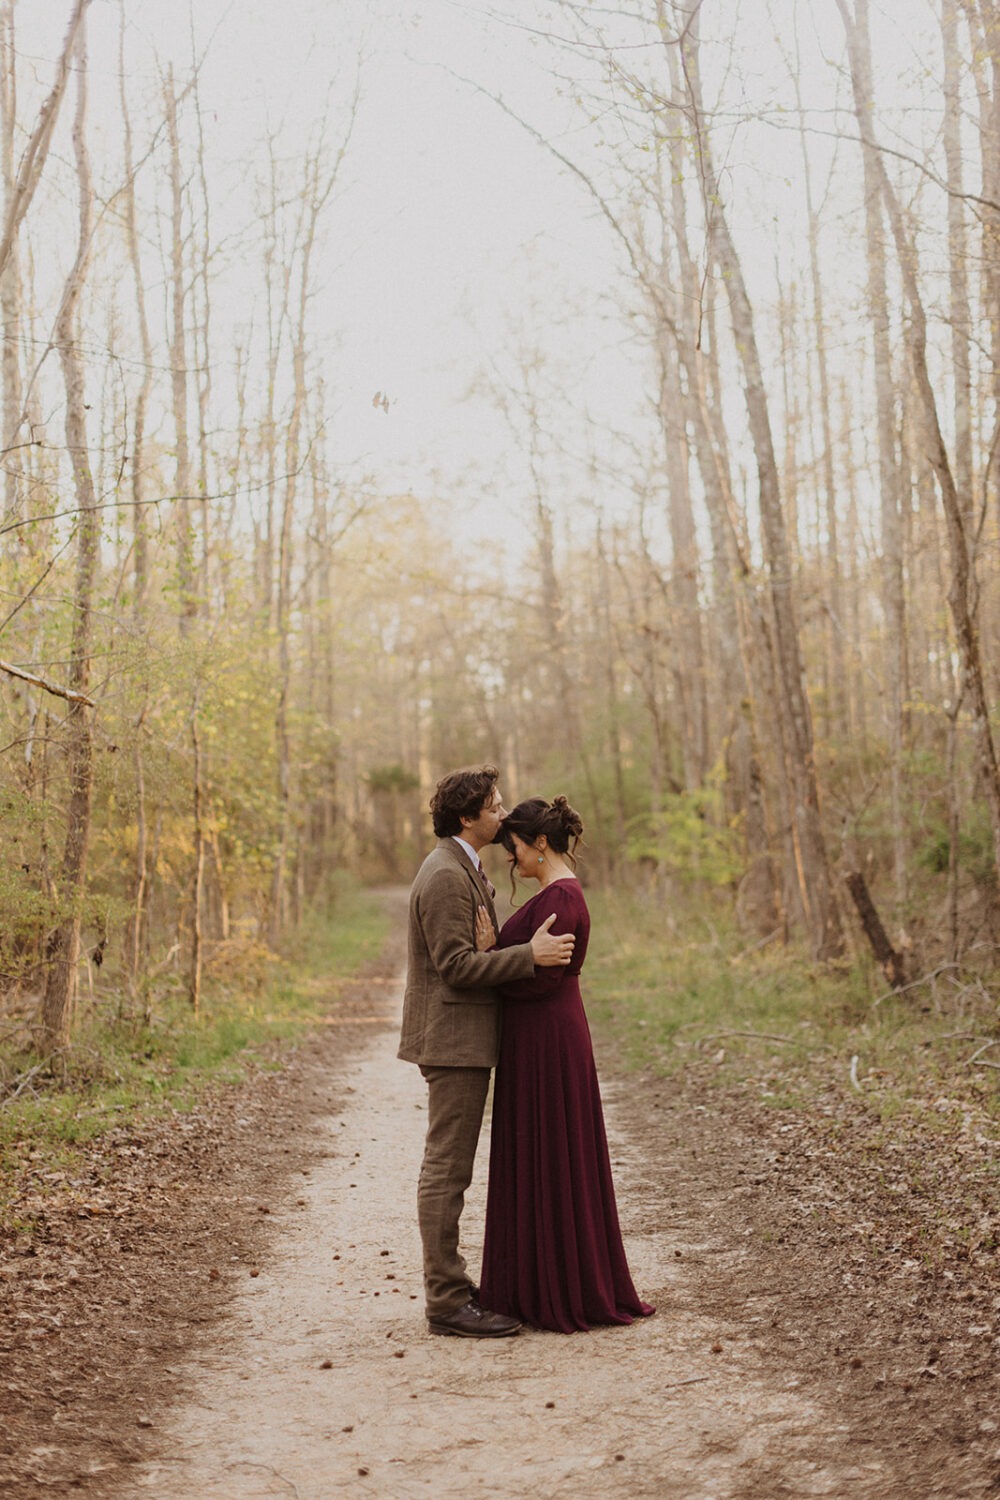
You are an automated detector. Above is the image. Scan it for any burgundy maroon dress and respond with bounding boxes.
[479,879,654,1333]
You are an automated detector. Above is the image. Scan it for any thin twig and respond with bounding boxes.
[872,963,959,1007]
[730,928,783,962]
[964,1041,998,1067]
[0,1059,51,1106]
[225,1464,300,1500]
[701,1030,796,1045]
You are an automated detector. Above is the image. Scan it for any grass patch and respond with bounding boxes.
[584,887,1000,1130]
[0,881,388,1188]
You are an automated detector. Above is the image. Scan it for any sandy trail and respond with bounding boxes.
[124,972,888,1499]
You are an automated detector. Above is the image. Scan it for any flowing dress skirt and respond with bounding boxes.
[479,883,654,1333]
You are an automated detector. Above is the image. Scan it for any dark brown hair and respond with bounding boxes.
[429,764,500,838]
[495,796,584,858]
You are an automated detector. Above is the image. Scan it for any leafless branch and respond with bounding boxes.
[0,0,90,282]
[872,964,960,1007]
[0,657,95,707]
[700,1029,796,1045]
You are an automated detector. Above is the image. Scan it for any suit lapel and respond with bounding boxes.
[439,837,500,933]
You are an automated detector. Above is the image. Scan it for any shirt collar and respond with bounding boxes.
[451,834,480,869]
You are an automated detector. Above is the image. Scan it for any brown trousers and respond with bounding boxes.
[417,1065,491,1319]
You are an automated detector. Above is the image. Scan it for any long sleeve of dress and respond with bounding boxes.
[498,883,581,1001]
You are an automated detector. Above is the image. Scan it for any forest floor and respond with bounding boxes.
[2,889,999,1498]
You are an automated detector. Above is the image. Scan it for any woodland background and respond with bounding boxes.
[3,0,1000,1063]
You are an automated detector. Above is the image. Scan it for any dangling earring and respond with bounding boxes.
[538,854,544,863]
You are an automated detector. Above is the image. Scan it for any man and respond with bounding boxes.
[398,764,575,1338]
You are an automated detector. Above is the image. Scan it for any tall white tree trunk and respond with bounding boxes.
[841,1,1000,886]
[40,15,97,1052]
[836,0,909,919]
[682,16,843,960]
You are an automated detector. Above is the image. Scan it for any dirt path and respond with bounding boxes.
[120,966,898,1498]
[5,892,996,1498]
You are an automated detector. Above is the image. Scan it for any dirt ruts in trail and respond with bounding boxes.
[2,889,998,1497]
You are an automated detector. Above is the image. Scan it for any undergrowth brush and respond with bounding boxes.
[0,881,388,1200]
[585,887,1000,1136]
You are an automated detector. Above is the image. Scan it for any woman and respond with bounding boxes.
[475,796,654,1334]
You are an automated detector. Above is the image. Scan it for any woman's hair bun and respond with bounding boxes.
[499,794,584,858]
[550,795,584,841]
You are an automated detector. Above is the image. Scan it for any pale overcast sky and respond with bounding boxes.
[14,1,953,559]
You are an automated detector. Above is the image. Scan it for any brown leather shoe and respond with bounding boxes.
[427,1300,521,1338]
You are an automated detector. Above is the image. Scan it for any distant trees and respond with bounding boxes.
[446,0,1000,975]
[0,2,363,1049]
[4,0,1000,1058]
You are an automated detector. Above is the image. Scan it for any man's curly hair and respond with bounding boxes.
[429,764,500,838]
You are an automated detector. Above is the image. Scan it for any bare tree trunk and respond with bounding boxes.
[839,0,1000,887]
[682,16,843,959]
[208,827,230,942]
[946,689,964,965]
[943,1,974,526]
[614,527,671,824]
[164,66,194,627]
[40,16,97,1053]
[839,379,868,749]
[269,283,302,940]
[682,327,786,929]
[192,62,212,610]
[0,0,22,526]
[835,0,908,918]
[0,0,88,285]
[188,691,205,1012]
[962,2,1000,690]
[270,135,348,940]
[794,83,848,739]
[844,870,907,988]
[657,328,708,787]
[124,709,148,999]
[670,282,789,932]
[118,23,151,610]
[644,17,791,928]
[659,44,744,767]
[118,5,152,994]
[776,274,801,565]
[532,469,606,863]
[261,142,285,627]
[219,343,248,612]
[595,521,628,857]
[960,0,1000,520]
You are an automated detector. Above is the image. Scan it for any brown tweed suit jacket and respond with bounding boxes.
[398,838,535,1068]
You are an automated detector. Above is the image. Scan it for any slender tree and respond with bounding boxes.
[679,8,844,959]
[40,15,98,1052]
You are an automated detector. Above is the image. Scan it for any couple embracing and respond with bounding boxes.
[398,764,653,1338]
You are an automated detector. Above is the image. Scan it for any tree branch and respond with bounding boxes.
[0,658,95,707]
[0,0,90,282]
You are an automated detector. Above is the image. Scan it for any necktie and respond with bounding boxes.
[477,864,496,902]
